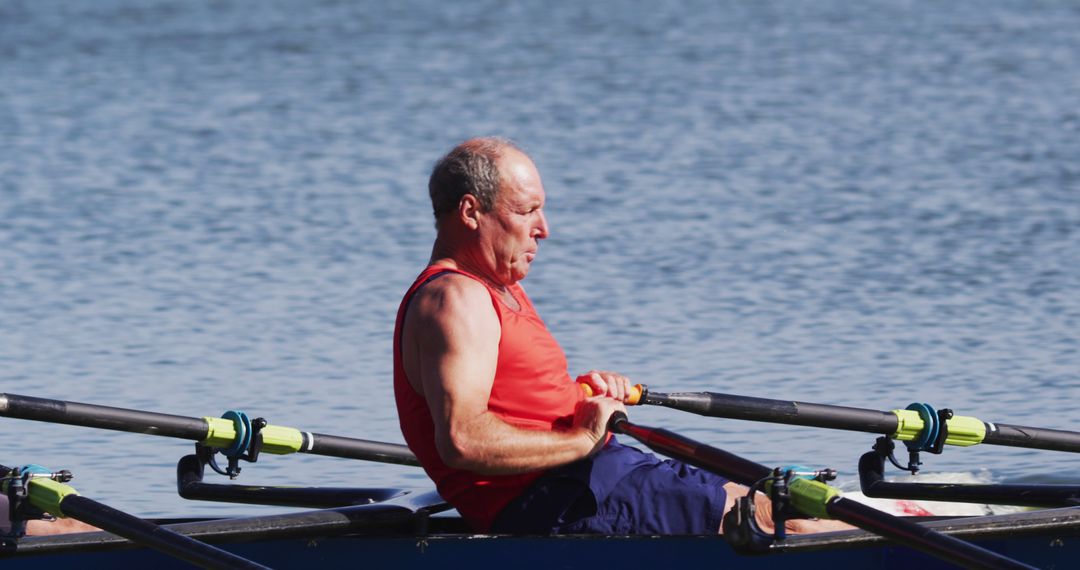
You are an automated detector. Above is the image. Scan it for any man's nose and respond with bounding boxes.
[536,210,550,239]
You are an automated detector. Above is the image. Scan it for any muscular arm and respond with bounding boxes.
[402,274,620,475]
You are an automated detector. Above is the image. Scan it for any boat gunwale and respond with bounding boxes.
[5,502,1078,559]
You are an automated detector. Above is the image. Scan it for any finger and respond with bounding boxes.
[598,400,622,432]
[575,373,602,397]
[600,372,621,399]
[592,371,621,399]
[617,376,631,401]
[589,372,608,396]
[606,373,628,401]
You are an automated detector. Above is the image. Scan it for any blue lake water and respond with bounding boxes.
[2,0,1078,517]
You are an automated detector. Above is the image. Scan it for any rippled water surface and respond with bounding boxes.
[2,0,1078,516]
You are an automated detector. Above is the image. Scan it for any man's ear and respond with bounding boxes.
[459,194,481,230]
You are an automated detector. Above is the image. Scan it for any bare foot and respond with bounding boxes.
[25,517,100,536]
[720,481,855,535]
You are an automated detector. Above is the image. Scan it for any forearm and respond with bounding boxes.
[438,411,598,475]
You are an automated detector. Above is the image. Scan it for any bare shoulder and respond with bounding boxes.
[411,273,490,315]
[403,272,501,396]
[406,273,498,339]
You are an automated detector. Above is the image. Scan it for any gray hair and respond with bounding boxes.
[428,137,523,227]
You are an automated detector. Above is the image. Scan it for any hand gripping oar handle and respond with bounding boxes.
[577,382,644,404]
[632,386,1080,454]
[2,465,269,569]
[606,413,1036,570]
[0,393,419,466]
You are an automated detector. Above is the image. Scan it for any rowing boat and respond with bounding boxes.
[3,488,1079,569]
[4,391,1080,568]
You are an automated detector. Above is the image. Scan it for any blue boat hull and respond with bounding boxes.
[4,491,1078,569]
[5,531,1078,569]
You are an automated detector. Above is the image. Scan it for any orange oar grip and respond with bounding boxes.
[627,384,643,405]
[579,382,644,405]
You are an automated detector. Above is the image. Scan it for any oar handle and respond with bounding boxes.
[608,410,630,432]
[578,382,644,405]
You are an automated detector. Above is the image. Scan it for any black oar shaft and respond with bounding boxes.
[610,416,1035,570]
[614,420,770,484]
[643,391,899,435]
[984,423,1080,453]
[0,393,419,466]
[643,389,1080,453]
[826,497,1033,570]
[308,433,420,466]
[59,495,270,570]
[0,393,208,439]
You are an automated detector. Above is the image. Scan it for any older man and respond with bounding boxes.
[393,138,835,535]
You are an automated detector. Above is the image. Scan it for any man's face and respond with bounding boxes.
[478,150,550,285]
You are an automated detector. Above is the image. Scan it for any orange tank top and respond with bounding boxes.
[393,265,584,531]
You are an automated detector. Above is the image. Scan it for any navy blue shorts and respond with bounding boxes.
[492,439,729,535]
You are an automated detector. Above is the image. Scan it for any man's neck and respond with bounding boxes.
[428,250,520,311]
